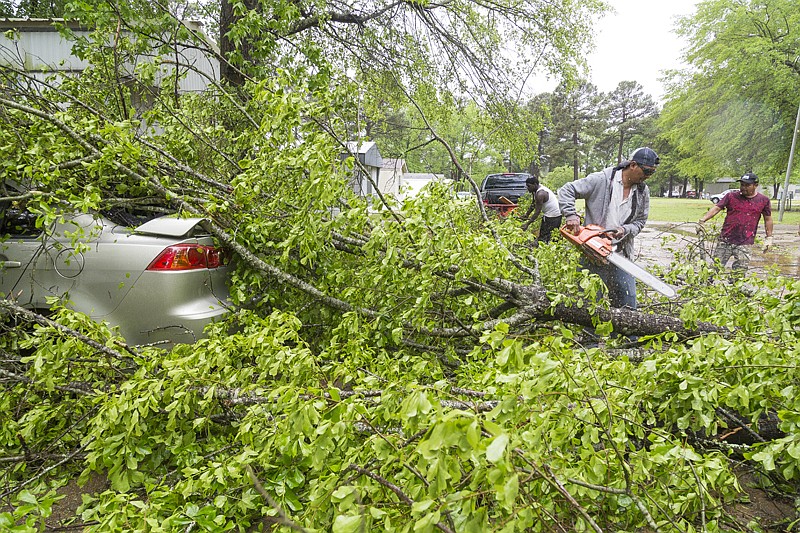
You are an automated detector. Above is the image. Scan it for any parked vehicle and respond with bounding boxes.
[0,209,231,346]
[479,173,530,215]
[710,189,736,204]
[685,190,699,199]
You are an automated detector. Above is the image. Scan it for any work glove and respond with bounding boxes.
[608,226,625,240]
[696,221,706,235]
[762,236,774,253]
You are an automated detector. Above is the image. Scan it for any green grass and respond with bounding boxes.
[648,197,800,226]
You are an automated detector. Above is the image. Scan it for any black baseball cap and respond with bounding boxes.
[739,172,758,184]
[629,147,659,167]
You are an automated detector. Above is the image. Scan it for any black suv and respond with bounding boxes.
[480,173,530,206]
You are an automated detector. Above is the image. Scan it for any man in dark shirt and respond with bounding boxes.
[698,172,773,270]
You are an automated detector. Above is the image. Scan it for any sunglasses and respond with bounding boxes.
[638,164,657,176]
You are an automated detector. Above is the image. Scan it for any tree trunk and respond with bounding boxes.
[572,131,579,180]
[219,0,259,86]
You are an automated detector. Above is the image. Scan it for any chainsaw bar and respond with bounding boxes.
[605,253,677,299]
[560,224,677,299]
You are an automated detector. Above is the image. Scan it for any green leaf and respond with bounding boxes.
[486,434,508,463]
[411,499,435,514]
[332,514,364,533]
[16,491,37,505]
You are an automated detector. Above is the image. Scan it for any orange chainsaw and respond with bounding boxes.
[560,224,677,299]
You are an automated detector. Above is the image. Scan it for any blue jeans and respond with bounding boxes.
[581,258,637,310]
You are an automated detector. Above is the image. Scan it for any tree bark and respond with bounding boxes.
[219,0,258,86]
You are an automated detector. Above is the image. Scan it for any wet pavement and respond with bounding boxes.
[632,222,800,279]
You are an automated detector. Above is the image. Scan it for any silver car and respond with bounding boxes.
[0,210,231,346]
[710,189,736,204]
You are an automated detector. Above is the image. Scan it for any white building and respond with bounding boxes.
[343,141,383,197]
[378,159,450,199]
[378,158,407,198]
[341,144,451,200]
[0,18,219,99]
[401,173,449,199]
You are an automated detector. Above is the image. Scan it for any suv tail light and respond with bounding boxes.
[146,244,228,271]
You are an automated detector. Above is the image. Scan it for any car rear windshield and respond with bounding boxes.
[482,174,529,189]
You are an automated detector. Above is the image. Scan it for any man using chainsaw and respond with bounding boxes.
[697,172,773,271]
[520,175,562,243]
[557,147,659,309]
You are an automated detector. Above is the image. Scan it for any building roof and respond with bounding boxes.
[343,141,383,167]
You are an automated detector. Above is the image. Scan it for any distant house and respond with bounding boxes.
[704,178,738,196]
[342,141,383,197]
[0,18,219,107]
[378,158,407,198]
[770,183,797,200]
[341,145,450,200]
[401,173,448,199]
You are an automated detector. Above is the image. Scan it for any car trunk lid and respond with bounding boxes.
[134,217,209,238]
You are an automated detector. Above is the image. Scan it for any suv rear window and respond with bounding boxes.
[482,174,530,189]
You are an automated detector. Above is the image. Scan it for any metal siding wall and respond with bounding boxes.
[153,45,219,92]
[0,23,218,92]
[1,30,90,71]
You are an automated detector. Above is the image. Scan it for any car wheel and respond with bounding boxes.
[711,198,719,204]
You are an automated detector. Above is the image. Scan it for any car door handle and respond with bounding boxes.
[0,261,21,268]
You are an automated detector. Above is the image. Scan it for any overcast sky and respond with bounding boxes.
[577,0,700,103]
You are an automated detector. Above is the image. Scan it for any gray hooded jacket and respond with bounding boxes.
[557,166,650,258]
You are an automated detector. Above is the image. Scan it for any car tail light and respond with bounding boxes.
[146,244,228,271]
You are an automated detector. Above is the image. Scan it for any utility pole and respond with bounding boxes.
[779,100,800,221]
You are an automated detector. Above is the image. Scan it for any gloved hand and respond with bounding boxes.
[564,214,581,234]
[762,236,774,253]
[696,220,706,235]
[608,226,625,240]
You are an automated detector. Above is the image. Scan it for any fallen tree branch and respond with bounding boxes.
[0,368,96,396]
[0,96,733,343]
[545,465,605,533]
[0,438,95,499]
[245,464,308,532]
[346,463,456,533]
[566,477,661,533]
[0,299,138,360]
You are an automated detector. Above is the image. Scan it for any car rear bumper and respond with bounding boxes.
[104,268,231,346]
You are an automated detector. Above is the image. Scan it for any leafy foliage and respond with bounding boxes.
[539,81,607,181]
[3,257,800,531]
[660,0,800,186]
[1,1,800,531]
